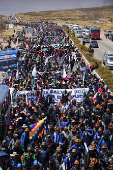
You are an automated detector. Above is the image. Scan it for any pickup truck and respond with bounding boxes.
[104,30,112,36]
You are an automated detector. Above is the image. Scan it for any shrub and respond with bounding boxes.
[85,53,94,58]
[78,44,89,52]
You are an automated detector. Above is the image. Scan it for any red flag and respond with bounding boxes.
[40,78,41,84]
[47,80,48,87]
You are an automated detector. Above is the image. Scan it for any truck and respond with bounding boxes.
[89,27,100,40]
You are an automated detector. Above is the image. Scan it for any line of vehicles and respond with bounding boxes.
[67,24,100,40]
[66,23,113,69]
[67,24,99,49]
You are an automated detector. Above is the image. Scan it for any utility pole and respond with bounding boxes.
[103,0,106,31]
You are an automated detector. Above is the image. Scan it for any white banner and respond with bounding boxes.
[16,91,37,103]
[16,88,89,104]
[43,88,89,102]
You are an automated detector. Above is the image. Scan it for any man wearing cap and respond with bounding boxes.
[62,126,69,139]
[89,113,97,129]
[68,127,77,144]
[68,149,79,168]
[45,135,55,160]
[69,130,83,147]
[37,142,49,170]
[10,152,20,170]
[82,126,93,147]
[84,147,98,170]
[98,132,111,152]
[102,107,111,130]
[31,160,43,170]
[16,163,22,170]
[49,151,63,170]
[90,158,102,170]
[70,160,80,170]
[71,139,84,168]
[99,145,109,169]
[20,127,31,152]
[58,132,69,155]
[52,146,65,161]
[52,127,61,147]
[11,140,23,156]
[5,131,14,148]
[8,133,19,151]
[94,127,104,145]
[87,162,95,170]
[60,116,70,131]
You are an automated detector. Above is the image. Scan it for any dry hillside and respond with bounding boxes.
[14,5,113,30]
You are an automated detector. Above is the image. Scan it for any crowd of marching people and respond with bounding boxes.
[0,21,113,170]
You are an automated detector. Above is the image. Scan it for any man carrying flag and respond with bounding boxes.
[29,117,47,141]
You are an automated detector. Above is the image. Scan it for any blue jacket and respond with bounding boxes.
[60,121,70,130]
[98,137,111,151]
[94,132,103,144]
[71,144,83,158]
[82,128,93,146]
[20,131,26,149]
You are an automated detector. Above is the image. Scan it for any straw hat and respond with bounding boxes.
[25,127,30,132]
[89,163,95,167]
[74,160,79,165]
[72,149,76,153]
[9,126,13,130]
[91,158,97,164]
[22,124,28,129]
[102,145,107,149]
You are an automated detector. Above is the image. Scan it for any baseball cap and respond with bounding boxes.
[17,163,22,168]
[34,160,38,165]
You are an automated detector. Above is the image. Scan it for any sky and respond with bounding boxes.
[0,0,113,16]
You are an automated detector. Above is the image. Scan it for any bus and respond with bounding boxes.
[89,27,100,40]
[0,85,11,141]
[0,49,20,71]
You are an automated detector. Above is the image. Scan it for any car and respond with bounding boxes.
[82,30,86,36]
[103,51,113,69]
[109,31,113,41]
[77,31,83,38]
[84,30,90,37]
[82,37,90,43]
[90,40,98,48]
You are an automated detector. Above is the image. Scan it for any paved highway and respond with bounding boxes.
[74,30,113,62]
[58,23,113,64]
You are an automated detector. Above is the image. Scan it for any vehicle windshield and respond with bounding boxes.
[77,31,82,34]
[0,59,17,66]
[108,56,113,62]
[92,30,100,33]
[91,41,97,44]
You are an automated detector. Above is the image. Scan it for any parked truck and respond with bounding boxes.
[89,26,100,40]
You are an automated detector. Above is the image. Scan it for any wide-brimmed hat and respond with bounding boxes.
[25,127,30,132]
[22,124,28,128]
[91,158,97,164]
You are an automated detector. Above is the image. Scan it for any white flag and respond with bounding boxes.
[16,70,19,78]
[32,65,37,78]
[62,67,66,78]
